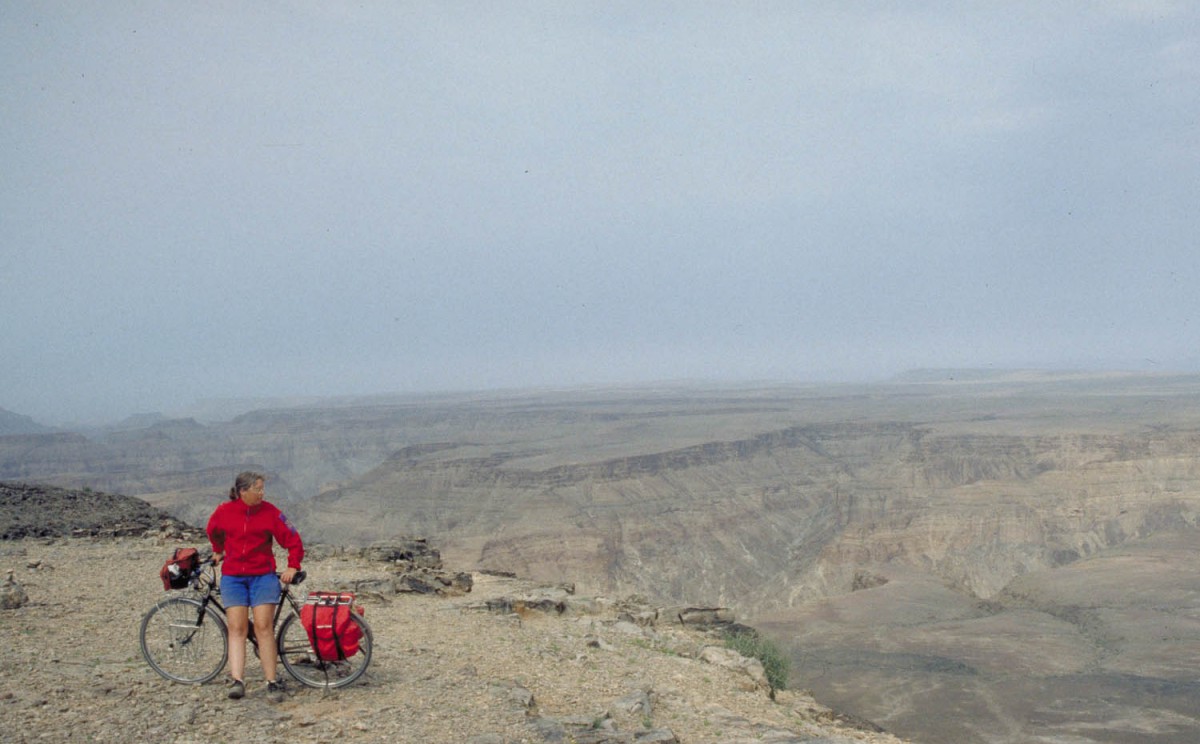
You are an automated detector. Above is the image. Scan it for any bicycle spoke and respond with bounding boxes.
[140,598,228,684]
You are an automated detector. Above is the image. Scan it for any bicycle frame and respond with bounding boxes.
[184,559,306,653]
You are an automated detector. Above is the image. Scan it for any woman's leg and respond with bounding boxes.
[226,605,249,682]
[252,603,279,681]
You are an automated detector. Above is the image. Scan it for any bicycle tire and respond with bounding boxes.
[140,597,228,684]
[277,611,373,689]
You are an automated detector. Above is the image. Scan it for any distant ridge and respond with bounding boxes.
[0,408,54,436]
[890,368,1157,384]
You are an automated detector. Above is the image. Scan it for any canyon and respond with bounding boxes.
[4,371,1200,742]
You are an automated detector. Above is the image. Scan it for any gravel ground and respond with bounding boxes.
[0,536,911,744]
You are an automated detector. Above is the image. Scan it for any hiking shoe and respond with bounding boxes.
[266,679,287,703]
[227,679,245,700]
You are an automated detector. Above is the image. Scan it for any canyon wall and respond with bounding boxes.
[6,374,1200,742]
[297,420,1200,616]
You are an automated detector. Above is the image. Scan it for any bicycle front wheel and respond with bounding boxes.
[140,597,228,684]
[277,611,373,689]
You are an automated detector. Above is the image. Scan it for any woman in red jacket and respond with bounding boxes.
[206,470,304,702]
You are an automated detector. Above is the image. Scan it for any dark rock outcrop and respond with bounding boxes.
[0,482,199,539]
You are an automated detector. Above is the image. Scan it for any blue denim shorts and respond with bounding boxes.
[220,573,281,608]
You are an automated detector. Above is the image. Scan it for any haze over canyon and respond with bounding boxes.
[5,370,1200,743]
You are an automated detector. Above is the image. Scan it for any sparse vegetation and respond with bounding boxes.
[723,629,790,699]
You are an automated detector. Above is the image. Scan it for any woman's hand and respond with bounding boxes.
[280,567,298,585]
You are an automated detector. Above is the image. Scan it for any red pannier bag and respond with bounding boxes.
[300,592,364,660]
[159,547,199,590]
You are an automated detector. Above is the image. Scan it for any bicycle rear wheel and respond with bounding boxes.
[277,611,373,689]
[140,597,228,684]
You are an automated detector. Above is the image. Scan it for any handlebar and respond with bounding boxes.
[195,556,304,586]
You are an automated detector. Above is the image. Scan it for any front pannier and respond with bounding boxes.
[159,547,199,590]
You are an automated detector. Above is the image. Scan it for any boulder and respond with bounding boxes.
[676,607,735,627]
[1,570,28,610]
[361,537,442,569]
[395,569,472,596]
[698,646,769,690]
[474,597,566,616]
[608,689,653,718]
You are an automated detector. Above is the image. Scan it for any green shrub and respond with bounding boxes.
[722,629,790,699]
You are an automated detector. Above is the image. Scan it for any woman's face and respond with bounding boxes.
[240,479,266,506]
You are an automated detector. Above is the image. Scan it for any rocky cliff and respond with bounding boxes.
[0,483,909,743]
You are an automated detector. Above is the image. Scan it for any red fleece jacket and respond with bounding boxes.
[206,498,304,576]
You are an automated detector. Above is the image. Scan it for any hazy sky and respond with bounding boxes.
[2,2,1198,424]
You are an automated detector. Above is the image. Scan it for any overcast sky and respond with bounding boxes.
[2,2,1198,425]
